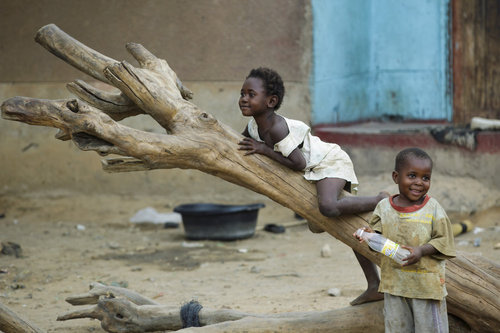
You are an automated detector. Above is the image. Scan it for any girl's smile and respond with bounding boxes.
[239,77,274,117]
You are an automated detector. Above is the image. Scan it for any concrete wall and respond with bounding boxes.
[311,0,371,124]
[0,0,312,197]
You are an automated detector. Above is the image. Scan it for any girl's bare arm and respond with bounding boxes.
[238,137,306,171]
[242,125,250,137]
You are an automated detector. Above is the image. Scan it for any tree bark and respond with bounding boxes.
[0,302,45,333]
[1,24,499,332]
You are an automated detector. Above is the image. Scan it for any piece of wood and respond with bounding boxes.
[1,24,499,332]
[452,0,500,124]
[0,302,45,333]
[58,295,387,333]
[57,283,471,333]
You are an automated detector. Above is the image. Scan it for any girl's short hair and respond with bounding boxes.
[247,67,285,110]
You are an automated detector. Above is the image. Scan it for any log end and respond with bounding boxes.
[34,23,58,44]
[1,96,30,122]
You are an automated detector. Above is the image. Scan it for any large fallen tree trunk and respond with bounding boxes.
[51,282,470,333]
[1,24,499,332]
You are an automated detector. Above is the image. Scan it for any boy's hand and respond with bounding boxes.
[400,244,437,266]
[238,137,269,155]
[352,226,374,243]
[401,245,420,266]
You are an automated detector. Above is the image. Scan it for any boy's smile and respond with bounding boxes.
[392,156,432,206]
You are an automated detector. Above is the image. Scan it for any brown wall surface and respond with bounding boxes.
[0,0,310,82]
[1,1,498,205]
[0,0,312,197]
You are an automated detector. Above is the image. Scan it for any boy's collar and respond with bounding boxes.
[389,194,430,213]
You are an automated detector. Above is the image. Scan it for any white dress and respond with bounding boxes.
[247,116,359,193]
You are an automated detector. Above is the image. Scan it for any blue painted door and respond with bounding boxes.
[311,0,451,124]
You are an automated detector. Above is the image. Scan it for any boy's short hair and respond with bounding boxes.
[247,67,285,110]
[395,147,433,171]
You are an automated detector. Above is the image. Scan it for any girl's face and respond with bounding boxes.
[392,156,432,206]
[239,77,273,117]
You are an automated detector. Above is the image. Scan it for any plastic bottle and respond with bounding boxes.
[355,228,410,265]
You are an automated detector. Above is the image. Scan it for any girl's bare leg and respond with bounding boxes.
[315,178,387,217]
[350,251,383,305]
[314,177,386,305]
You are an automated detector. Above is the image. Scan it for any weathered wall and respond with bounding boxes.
[0,0,312,197]
[0,0,311,82]
[311,0,451,124]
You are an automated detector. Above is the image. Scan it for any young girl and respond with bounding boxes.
[238,67,388,305]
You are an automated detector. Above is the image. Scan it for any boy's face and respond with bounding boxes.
[239,77,275,117]
[392,156,432,206]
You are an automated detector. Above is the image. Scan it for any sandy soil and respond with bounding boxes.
[0,174,499,332]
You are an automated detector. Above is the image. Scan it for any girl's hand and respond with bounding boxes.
[238,137,269,155]
[238,138,268,155]
[238,137,306,171]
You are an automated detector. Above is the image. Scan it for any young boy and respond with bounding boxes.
[355,147,456,333]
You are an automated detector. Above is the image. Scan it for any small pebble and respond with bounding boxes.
[11,283,25,290]
[328,287,341,297]
[473,238,481,247]
[321,244,332,258]
[494,242,500,250]
[1,242,22,258]
[107,242,120,249]
[250,266,261,273]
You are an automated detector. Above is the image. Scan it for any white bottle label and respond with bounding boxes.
[381,239,400,258]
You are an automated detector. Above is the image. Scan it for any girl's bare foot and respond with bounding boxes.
[350,286,383,306]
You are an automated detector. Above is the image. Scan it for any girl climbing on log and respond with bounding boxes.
[238,67,389,305]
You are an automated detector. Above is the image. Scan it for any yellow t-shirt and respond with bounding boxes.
[369,195,456,300]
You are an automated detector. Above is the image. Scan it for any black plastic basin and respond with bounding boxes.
[173,203,265,241]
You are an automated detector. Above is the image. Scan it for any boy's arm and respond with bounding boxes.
[401,202,456,265]
[401,244,437,266]
[427,203,457,260]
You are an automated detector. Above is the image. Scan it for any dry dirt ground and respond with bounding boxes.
[1,173,499,332]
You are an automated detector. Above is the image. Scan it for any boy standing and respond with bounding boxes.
[355,147,456,333]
